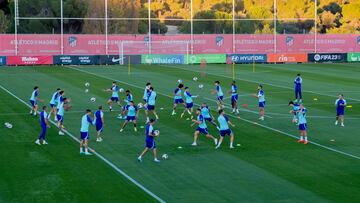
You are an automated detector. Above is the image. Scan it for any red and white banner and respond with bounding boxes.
[0,34,359,55]
[7,56,54,65]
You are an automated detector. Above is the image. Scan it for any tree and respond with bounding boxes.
[0,9,9,33]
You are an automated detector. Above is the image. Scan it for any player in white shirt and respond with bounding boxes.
[253,84,265,120]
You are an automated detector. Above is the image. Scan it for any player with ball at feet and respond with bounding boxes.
[138,119,160,163]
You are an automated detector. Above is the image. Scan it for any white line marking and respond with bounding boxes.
[68,66,360,161]
[0,84,166,203]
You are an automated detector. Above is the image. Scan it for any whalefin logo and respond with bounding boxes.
[216,36,224,47]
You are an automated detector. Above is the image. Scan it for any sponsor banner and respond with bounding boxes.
[0,56,6,65]
[7,56,53,65]
[347,53,360,62]
[53,55,99,65]
[98,55,141,65]
[187,54,226,64]
[141,55,184,64]
[227,54,267,63]
[308,53,347,62]
[267,53,308,63]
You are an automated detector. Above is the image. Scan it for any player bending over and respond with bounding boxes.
[213,81,224,110]
[288,101,300,124]
[229,81,239,114]
[80,109,94,155]
[145,87,159,123]
[48,88,61,120]
[172,84,185,115]
[200,103,219,129]
[35,106,50,145]
[119,90,133,119]
[191,108,217,146]
[216,109,235,149]
[104,81,121,112]
[297,104,308,145]
[181,87,197,119]
[94,106,104,142]
[29,86,40,116]
[253,84,265,121]
[120,101,139,132]
[294,73,302,103]
[137,119,160,163]
[335,94,347,127]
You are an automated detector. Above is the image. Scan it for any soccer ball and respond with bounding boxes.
[193,77,198,81]
[177,79,182,84]
[154,130,160,136]
[137,103,144,109]
[4,122,12,129]
[85,82,90,87]
[85,89,89,93]
[90,97,96,102]
[161,154,168,160]
[119,88,124,93]
[198,84,204,89]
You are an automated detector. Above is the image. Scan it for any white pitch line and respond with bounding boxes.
[0,84,166,203]
[68,66,360,161]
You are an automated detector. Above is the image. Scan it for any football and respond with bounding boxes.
[85,89,89,93]
[154,130,160,136]
[193,77,198,81]
[119,88,124,93]
[177,79,182,83]
[198,84,204,89]
[137,103,144,109]
[161,154,168,160]
[90,97,96,102]
[85,82,90,87]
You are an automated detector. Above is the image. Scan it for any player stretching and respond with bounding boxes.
[297,104,308,144]
[56,96,69,136]
[104,81,121,112]
[213,81,224,110]
[172,84,185,115]
[119,90,133,119]
[80,109,94,155]
[294,73,302,103]
[137,119,160,163]
[288,101,300,124]
[335,94,347,127]
[191,108,217,146]
[48,88,61,120]
[94,106,104,142]
[216,109,235,149]
[35,106,50,145]
[229,81,239,114]
[29,86,40,116]
[181,87,197,119]
[120,101,139,132]
[253,84,265,121]
[200,103,219,129]
[145,87,159,123]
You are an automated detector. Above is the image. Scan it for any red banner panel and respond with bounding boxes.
[7,56,54,65]
[267,53,308,63]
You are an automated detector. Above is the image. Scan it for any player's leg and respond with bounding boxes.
[36,126,45,145]
[229,132,234,149]
[133,119,137,132]
[340,115,345,127]
[335,112,339,125]
[80,140,84,154]
[138,147,149,162]
[153,148,160,162]
[206,133,218,145]
[84,139,92,155]
[180,107,187,118]
[152,110,159,120]
[120,120,129,132]
[299,89,302,102]
[107,99,113,111]
[172,102,178,115]
[215,135,224,149]
[192,130,199,146]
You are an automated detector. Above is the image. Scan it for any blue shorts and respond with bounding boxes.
[336,109,344,116]
[126,116,136,121]
[217,96,224,101]
[299,123,307,131]
[80,132,89,140]
[110,97,119,102]
[196,127,209,135]
[204,117,213,122]
[57,115,64,122]
[50,103,56,108]
[30,100,37,107]
[231,95,238,103]
[220,129,232,137]
[145,139,156,149]
[174,98,184,104]
[96,123,103,132]
[186,103,193,109]
[147,105,155,110]
[259,101,266,108]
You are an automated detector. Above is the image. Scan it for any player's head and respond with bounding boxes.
[86,109,92,115]
[297,73,301,77]
[300,103,305,109]
[98,105,102,110]
[185,87,189,91]
[232,80,236,85]
[129,101,134,106]
[59,90,64,95]
[178,84,184,88]
[112,81,116,86]
[288,101,294,106]
[149,118,155,125]
[258,84,263,90]
[56,88,61,91]
[215,81,220,85]
[149,87,154,91]
[126,90,130,95]
[34,86,39,90]
[63,97,68,103]
[196,108,201,114]
[218,109,224,115]
[42,106,47,111]
[339,94,344,99]
[146,82,151,87]
[201,102,207,107]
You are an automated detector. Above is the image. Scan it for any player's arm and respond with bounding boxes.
[227,119,235,127]
[87,116,94,125]
[101,115,105,125]
[45,115,50,128]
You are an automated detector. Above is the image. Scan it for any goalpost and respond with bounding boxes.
[119,41,190,65]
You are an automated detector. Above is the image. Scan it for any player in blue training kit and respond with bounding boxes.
[191,108,218,146]
[119,90,133,119]
[94,106,104,142]
[288,101,300,124]
[200,102,219,129]
[216,109,236,149]
[56,93,69,135]
[105,81,121,112]
[172,83,185,115]
[181,87,197,119]
[137,119,160,163]
[253,84,265,120]
[145,87,159,123]
[297,104,308,145]
[143,82,151,102]
[35,106,50,145]
[80,109,94,155]
[120,101,139,132]
[48,88,61,121]
[29,86,40,116]
[213,81,224,110]
[229,81,239,114]
[294,73,302,103]
[335,94,347,127]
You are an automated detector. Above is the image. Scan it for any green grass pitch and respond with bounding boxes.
[0,63,360,202]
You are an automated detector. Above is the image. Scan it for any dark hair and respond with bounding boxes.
[98,106,102,110]
[113,81,116,83]
[218,109,224,114]
[149,118,155,123]
[130,101,134,104]
[196,108,201,112]
[288,101,294,105]
[34,86,38,90]
[185,87,189,90]
[232,80,236,83]
[56,88,61,91]
[259,84,263,89]
[150,87,154,90]
[59,90,64,95]
[178,84,184,88]
[146,82,151,86]
[297,73,301,76]
[42,106,47,110]
[215,81,220,84]
[126,90,130,93]
[86,109,91,113]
